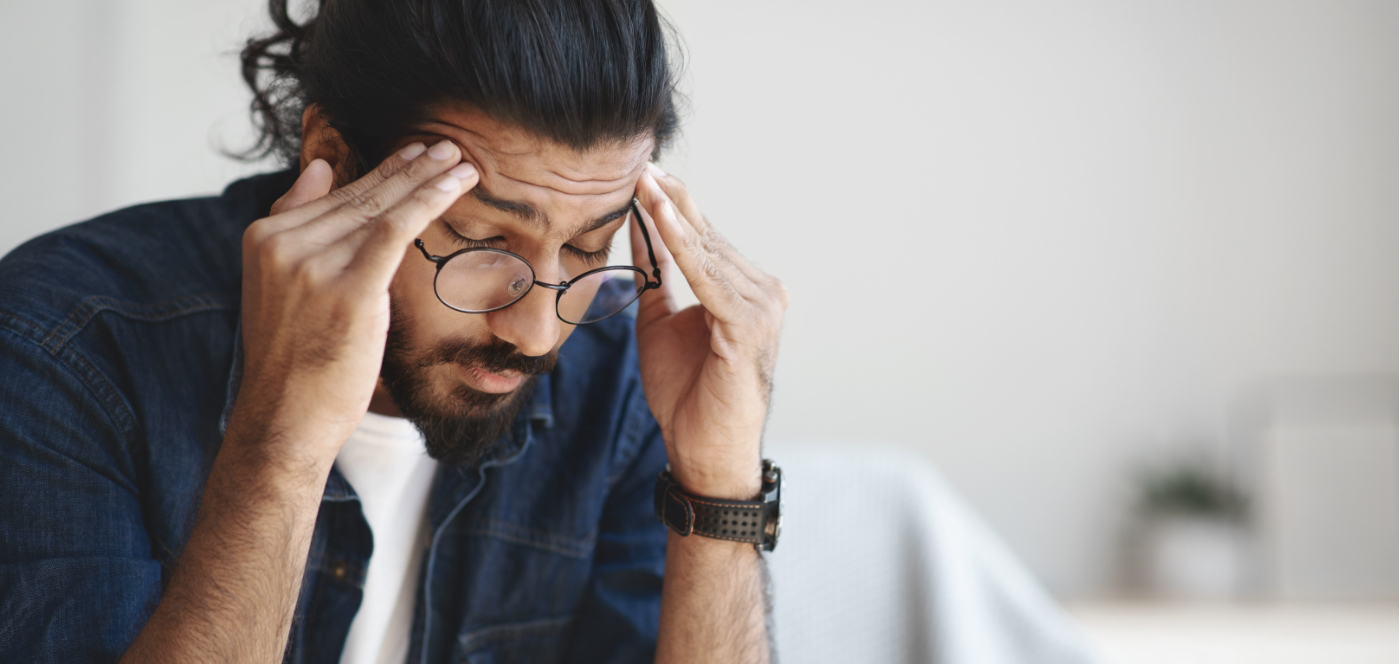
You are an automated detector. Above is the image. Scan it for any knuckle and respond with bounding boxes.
[399,148,454,182]
[258,233,297,269]
[341,188,393,216]
[373,151,407,178]
[243,220,270,252]
[700,256,725,283]
[767,279,790,307]
[393,156,430,183]
[703,227,730,252]
[375,212,414,239]
[288,255,323,286]
[681,229,703,252]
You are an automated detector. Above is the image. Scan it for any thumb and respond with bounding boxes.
[269,159,334,216]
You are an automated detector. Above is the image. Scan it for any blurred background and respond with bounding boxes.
[4,0,1399,661]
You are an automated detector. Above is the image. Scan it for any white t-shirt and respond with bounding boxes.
[335,411,438,664]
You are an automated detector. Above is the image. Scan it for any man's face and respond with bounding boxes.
[374,105,655,465]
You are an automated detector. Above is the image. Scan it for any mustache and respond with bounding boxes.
[420,336,557,377]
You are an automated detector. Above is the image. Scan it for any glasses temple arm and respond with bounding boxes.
[632,201,663,288]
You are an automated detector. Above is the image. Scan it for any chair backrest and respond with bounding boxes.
[766,442,1101,664]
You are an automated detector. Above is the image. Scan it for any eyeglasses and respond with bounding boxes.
[413,200,663,325]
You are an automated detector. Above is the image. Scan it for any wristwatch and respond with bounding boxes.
[653,459,782,552]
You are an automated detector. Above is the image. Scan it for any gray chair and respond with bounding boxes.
[767,443,1102,664]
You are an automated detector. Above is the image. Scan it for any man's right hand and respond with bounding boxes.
[122,141,475,663]
[231,140,477,469]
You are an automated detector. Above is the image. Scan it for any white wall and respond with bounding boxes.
[3,0,1398,598]
[0,0,272,242]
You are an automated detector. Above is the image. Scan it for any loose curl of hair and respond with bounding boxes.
[235,0,682,173]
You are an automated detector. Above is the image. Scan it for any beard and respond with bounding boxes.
[379,302,557,468]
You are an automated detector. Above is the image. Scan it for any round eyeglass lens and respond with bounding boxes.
[557,267,646,324]
[435,249,535,312]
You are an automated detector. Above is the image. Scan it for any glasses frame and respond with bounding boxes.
[413,199,664,325]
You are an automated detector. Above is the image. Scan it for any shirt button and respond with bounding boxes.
[331,561,349,581]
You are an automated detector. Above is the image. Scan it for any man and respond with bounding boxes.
[0,0,786,662]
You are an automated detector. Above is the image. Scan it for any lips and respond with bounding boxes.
[460,365,525,394]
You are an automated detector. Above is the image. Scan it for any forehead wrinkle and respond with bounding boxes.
[419,120,642,176]
[410,114,649,235]
[495,169,638,198]
[466,182,635,239]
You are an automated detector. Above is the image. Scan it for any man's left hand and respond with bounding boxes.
[632,163,788,500]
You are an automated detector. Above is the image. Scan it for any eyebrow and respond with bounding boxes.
[471,184,634,236]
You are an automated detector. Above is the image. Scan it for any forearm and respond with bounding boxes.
[656,532,771,664]
[120,423,334,663]
[654,461,771,664]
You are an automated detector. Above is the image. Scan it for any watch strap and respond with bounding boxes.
[653,460,781,551]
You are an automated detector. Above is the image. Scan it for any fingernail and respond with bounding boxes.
[448,163,477,180]
[428,140,455,160]
[648,162,667,176]
[399,143,426,160]
[434,175,461,192]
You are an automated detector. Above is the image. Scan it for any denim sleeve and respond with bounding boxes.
[561,387,670,664]
[0,323,163,663]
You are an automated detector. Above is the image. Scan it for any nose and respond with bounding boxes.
[485,274,563,358]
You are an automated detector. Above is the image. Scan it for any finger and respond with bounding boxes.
[323,140,461,218]
[644,163,772,288]
[645,163,713,235]
[342,162,479,292]
[637,171,763,298]
[636,172,753,313]
[269,159,334,216]
[242,159,340,265]
[283,140,464,246]
[250,142,428,240]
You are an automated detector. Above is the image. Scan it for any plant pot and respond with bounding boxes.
[1142,515,1244,600]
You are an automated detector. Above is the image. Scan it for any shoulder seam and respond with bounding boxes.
[0,296,234,446]
[0,323,141,463]
[37,292,232,353]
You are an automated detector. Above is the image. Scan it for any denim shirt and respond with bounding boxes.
[0,172,669,664]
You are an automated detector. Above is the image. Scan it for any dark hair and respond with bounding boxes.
[236,0,681,172]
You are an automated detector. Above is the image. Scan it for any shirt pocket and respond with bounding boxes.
[456,615,571,664]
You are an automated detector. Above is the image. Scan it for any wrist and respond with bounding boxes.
[222,413,341,486]
[667,459,762,500]
[225,389,357,465]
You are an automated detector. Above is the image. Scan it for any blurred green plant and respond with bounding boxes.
[1136,456,1250,523]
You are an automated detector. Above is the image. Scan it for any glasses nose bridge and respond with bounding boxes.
[531,280,569,293]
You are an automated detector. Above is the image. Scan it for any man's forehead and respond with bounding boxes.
[415,104,654,199]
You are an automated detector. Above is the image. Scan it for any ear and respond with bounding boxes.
[299,104,354,187]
